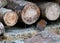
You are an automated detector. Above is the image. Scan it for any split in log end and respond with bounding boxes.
[21,3,40,25]
[3,11,18,26]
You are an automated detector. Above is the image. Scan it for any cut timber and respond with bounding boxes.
[37,2,60,21]
[4,27,39,41]
[0,22,5,35]
[0,8,18,26]
[36,19,47,31]
[24,23,60,43]
[6,0,40,25]
[21,3,40,25]
[0,0,7,7]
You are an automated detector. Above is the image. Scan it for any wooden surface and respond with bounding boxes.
[37,2,60,21]
[6,0,40,25]
[0,0,7,7]
[0,8,18,26]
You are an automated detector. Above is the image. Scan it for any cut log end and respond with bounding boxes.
[3,11,18,26]
[0,22,5,35]
[45,3,60,21]
[21,3,40,25]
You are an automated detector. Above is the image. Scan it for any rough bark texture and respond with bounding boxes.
[24,24,60,43]
[37,2,60,21]
[4,27,39,41]
[0,8,18,26]
[36,19,47,31]
[0,22,5,35]
[6,0,40,25]
[0,0,7,7]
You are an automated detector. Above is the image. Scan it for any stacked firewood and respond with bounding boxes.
[0,0,60,41]
[0,0,60,26]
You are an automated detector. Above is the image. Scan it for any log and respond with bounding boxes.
[0,22,5,35]
[0,0,7,7]
[6,0,40,25]
[4,27,39,40]
[0,8,18,26]
[36,19,47,31]
[0,22,5,40]
[37,2,60,21]
[55,0,60,4]
[24,30,60,43]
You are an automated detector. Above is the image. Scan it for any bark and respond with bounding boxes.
[0,22,5,35]
[24,23,60,43]
[6,0,40,25]
[0,8,18,26]
[36,19,47,31]
[55,0,60,4]
[37,2,60,21]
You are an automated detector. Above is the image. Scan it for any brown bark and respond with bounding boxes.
[55,0,60,4]
[36,19,47,31]
[6,0,40,25]
[0,22,5,35]
[37,2,60,21]
[0,8,18,26]
[0,0,7,7]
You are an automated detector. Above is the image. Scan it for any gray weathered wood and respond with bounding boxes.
[0,0,7,7]
[37,2,60,21]
[0,22,5,35]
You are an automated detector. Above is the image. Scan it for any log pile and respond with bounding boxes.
[0,0,60,42]
[0,22,5,40]
[0,0,59,26]
[6,0,40,25]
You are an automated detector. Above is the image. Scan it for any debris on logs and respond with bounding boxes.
[37,2,60,21]
[36,19,47,31]
[0,8,18,26]
[6,0,40,25]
